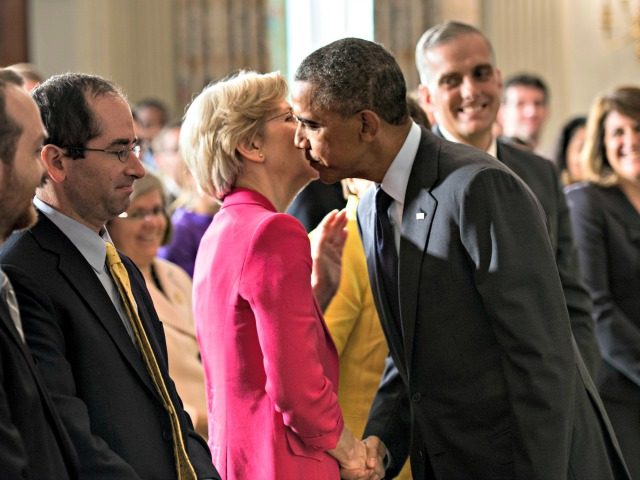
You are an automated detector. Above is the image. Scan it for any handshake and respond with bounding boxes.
[328,427,387,480]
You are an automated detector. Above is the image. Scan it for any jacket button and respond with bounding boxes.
[412,392,422,403]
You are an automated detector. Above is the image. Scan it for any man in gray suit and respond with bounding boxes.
[292,38,629,480]
[415,21,601,378]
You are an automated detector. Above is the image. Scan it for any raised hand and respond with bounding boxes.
[310,208,348,310]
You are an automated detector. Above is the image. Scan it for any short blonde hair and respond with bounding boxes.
[582,85,640,186]
[180,71,287,200]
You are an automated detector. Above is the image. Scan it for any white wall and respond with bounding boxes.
[30,0,178,115]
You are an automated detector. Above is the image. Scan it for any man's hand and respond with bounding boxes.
[310,209,348,310]
[329,428,386,479]
[363,436,386,478]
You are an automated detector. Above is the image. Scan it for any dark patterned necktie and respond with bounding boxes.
[375,187,401,327]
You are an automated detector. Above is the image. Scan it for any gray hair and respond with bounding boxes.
[415,21,495,85]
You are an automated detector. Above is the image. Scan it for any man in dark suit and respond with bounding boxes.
[0,73,219,479]
[287,180,347,232]
[292,38,629,479]
[0,69,78,478]
[415,21,602,378]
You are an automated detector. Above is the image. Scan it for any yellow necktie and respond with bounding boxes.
[105,242,197,480]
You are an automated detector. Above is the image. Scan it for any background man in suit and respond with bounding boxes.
[499,72,551,152]
[291,37,629,479]
[0,67,78,480]
[415,21,601,378]
[0,73,219,479]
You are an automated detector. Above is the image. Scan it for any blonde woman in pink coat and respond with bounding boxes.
[180,71,381,480]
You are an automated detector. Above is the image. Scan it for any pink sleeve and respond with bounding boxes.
[239,213,343,451]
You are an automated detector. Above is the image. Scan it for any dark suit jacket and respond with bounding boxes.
[435,129,601,376]
[566,183,640,402]
[0,213,219,479]
[0,293,78,479]
[287,179,347,232]
[361,129,629,480]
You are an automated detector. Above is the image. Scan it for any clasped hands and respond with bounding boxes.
[329,427,386,480]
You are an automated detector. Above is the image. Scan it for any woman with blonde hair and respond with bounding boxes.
[180,71,376,480]
[566,85,640,478]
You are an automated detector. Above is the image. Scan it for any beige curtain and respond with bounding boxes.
[374,0,439,92]
[175,0,273,107]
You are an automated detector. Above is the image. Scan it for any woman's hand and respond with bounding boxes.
[311,209,348,311]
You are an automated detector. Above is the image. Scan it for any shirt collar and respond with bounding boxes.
[33,197,112,272]
[438,124,498,157]
[380,122,422,204]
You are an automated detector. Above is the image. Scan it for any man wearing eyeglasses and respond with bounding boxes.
[0,73,219,479]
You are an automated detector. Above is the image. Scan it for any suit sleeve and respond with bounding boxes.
[548,164,601,377]
[0,337,31,478]
[567,187,640,386]
[363,355,411,478]
[2,264,142,479]
[240,214,343,451]
[460,168,576,479]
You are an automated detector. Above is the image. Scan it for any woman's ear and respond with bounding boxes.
[359,110,380,141]
[236,137,265,163]
[40,144,67,183]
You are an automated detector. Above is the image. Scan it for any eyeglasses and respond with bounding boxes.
[65,144,142,163]
[264,109,295,124]
[118,206,164,221]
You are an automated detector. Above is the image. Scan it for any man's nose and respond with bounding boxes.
[294,124,309,148]
[460,76,478,99]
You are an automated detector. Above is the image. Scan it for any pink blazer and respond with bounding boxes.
[193,188,343,480]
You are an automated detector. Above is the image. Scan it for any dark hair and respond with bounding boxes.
[416,21,495,85]
[133,98,169,125]
[406,95,430,128]
[294,37,408,125]
[503,73,549,104]
[7,63,44,84]
[32,73,124,158]
[552,116,586,171]
[0,68,25,165]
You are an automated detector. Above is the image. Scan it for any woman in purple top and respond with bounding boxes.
[158,168,220,277]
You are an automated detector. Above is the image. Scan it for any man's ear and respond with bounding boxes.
[41,145,67,183]
[359,110,380,142]
[419,84,434,110]
[236,137,265,163]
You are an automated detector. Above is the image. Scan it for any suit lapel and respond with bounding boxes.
[399,131,440,370]
[33,216,158,397]
[0,301,79,472]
